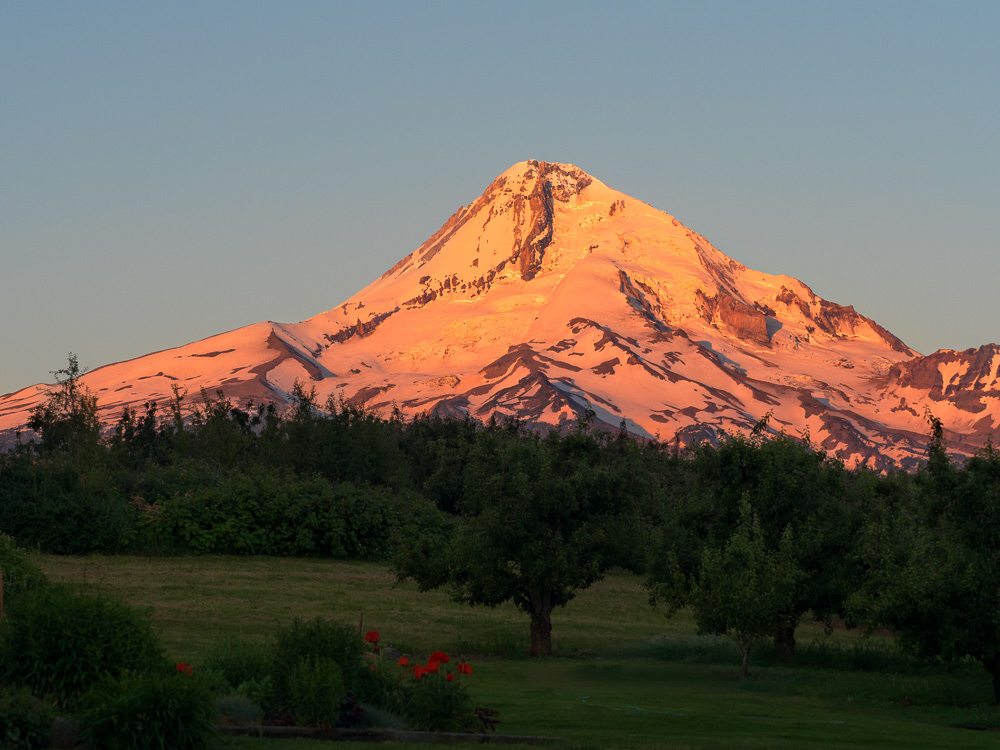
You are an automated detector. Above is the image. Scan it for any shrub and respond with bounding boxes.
[406,666,475,732]
[0,535,48,608]
[189,666,230,696]
[271,618,363,703]
[374,651,477,732]
[235,676,277,716]
[286,657,345,728]
[149,470,343,556]
[148,468,418,559]
[79,670,214,750]
[201,639,272,692]
[354,660,408,716]
[0,687,52,750]
[0,459,137,554]
[0,586,164,708]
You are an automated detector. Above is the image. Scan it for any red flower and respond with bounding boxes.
[457,662,473,675]
[175,662,193,676]
[365,630,380,645]
[398,656,409,667]
[369,663,376,671]
[447,673,455,682]
[413,665,425,680]
[424,660,440,674]
[429,650,450,663]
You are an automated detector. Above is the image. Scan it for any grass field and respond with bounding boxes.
[34,554,1000,749]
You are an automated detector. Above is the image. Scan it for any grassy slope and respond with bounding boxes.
[35,554,1000,749]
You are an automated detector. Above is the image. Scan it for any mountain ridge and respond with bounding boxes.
[2,160,996,470]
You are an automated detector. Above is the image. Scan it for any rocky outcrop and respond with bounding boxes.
[885,345,1000,409]
[775,285,912,353]
[696,290,770,345]
[326,309,398,344]
[505,161,591,281]
[618,270,670,332]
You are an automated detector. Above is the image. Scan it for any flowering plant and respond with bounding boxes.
[395,649,477,731]
[359,632,483,733]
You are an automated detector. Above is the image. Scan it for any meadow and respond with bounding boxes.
[35,554,1000,750]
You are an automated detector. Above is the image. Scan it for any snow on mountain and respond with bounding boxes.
[2,160,996,469]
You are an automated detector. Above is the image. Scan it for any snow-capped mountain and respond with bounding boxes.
[2,161,997,469]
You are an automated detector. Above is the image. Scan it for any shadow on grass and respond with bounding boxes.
[605,632,1000,722]
[610,632,960,676]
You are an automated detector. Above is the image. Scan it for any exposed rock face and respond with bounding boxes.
[697,291,771,345]
[327,309,398,344]
[879,344,1000,448]
[774,285,911,353]
[1,160,995,470]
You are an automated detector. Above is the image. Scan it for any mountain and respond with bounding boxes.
[2,160,997,469]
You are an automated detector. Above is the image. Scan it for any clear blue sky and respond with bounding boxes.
[3,1,998,395]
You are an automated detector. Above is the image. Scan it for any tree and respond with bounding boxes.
[26,353,102,469]
[394,420,634,657]
[271,384,409,489]
[649,428,858,660]
[667,496,801,677]
[852,435,1000,703]
[183,389,275,473]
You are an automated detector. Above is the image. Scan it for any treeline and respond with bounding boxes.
[2,356,1000,700]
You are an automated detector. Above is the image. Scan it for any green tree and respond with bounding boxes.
[649,427,858,660]
[669,496,801,677]
[271,384,409,489]
[394,420,634,657]
[26,353,102,468]
[853,435,1000,703]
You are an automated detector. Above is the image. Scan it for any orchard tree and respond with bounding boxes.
[649,424,859,660]
[394,418,635,657]
[853,426,1000,704]
[656,496,802,677]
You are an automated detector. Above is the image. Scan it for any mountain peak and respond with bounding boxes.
[1,162,995,470]
[496,160,596,200]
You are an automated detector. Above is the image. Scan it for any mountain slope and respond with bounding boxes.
[2,161,996,469]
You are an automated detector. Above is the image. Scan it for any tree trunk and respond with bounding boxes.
[984,654,1000,706]
[529,592,553,657]
[772,622,796,662]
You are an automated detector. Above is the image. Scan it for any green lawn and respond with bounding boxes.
[34,554,1000,749]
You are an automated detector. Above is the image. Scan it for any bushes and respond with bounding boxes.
[0,586,216,748]
[201,640,273,694]
[406,668,475,732]
[0,458,137,554]
[0,583,487,738]
[79,670,214,750]
[271,617,363,707]
[0,687,52,750]
[201,618,362,726]
[0,586,164,708]
[361,651,477,732]
[150,469,420,559]
[197,620,484,732]
[286,657,345,728]
[0,535,47,608]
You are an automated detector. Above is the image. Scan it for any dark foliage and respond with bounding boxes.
[0,585,165,708]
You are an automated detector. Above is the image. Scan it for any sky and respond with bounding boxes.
[2,1,998,396]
